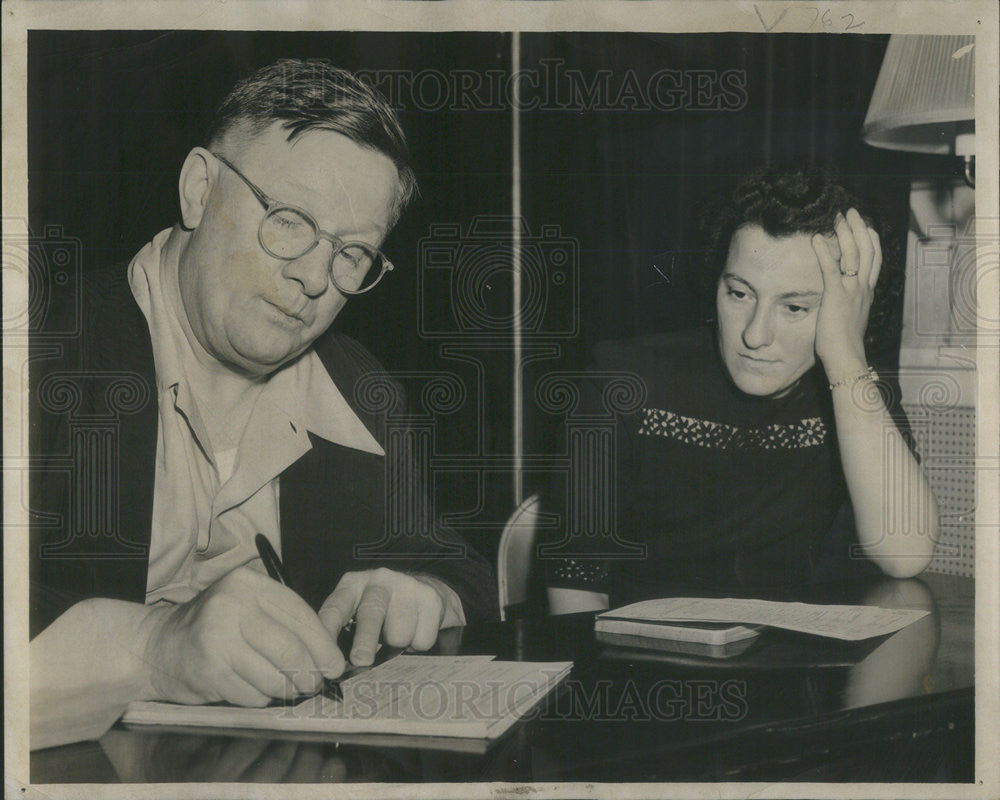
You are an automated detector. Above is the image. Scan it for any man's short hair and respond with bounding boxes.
[207,58,417,223]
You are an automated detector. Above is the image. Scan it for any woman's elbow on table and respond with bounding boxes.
[868,531,938,579]
[547,587,610,615]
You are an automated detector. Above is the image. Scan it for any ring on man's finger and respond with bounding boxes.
[840,269,859,277]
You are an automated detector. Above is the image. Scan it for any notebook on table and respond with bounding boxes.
[596,611,761,646]
[595,628,763,659]
[594,596,929,653]
[122,655,572,741]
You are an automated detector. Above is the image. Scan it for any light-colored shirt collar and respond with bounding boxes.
[127,227,383,459]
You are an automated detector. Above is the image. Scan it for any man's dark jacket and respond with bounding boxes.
[29,265,497,638]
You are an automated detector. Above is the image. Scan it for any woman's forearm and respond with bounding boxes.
[831,374,939,577]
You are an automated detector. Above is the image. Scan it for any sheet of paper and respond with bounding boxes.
[331,655,571,734]
[123,655,573,739]
[605,597,929,641]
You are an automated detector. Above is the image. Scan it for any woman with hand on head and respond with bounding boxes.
[547,168,939,614]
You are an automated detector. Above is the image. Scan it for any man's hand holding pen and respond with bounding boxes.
[136,537,455,707]
[140,565,345,707]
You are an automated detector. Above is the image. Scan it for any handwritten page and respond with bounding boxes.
[123,656,572,740]
[604,598,929,641]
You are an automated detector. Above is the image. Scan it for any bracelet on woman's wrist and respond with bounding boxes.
[828,366,877,391]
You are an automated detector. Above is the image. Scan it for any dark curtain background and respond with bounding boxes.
[28,30,513,559]
[516,33,924,501]
[30,30,939,560]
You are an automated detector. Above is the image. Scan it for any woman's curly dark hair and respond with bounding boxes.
[692,167,904,359]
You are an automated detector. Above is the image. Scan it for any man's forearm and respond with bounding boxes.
[30,597,167,747]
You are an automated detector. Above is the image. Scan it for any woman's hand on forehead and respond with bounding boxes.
[817,232,841,264]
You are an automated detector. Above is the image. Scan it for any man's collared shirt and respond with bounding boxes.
[129,229,385,605]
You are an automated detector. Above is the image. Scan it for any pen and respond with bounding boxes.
[255,533,344,702]
[255,532,293,586]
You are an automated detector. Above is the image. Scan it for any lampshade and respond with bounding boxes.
[862,35,975,156]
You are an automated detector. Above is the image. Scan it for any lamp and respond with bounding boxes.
[862,35,976,185]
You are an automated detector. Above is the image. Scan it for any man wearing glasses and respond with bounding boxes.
[30,60,495,711]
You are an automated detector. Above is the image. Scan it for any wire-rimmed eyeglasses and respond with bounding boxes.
[212,152,394,295]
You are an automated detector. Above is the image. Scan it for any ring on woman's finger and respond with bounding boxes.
[840,269,859,277]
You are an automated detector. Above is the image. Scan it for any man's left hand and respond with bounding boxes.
[317,568,456,666]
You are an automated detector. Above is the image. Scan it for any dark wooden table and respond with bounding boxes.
[31,572,974,784]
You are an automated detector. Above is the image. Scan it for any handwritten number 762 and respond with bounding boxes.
[755,5,867,32]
